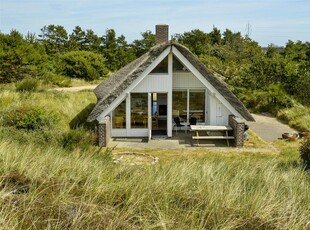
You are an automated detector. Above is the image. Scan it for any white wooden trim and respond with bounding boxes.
[97,46,171,121]
[172,46,244,119]
[167,53,173,137]
[148,92,152,140]
[126,94,130,135]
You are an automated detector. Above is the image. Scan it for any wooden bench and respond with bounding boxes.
[190,125,235,146]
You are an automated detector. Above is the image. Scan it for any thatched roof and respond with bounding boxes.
[87,41,254,122]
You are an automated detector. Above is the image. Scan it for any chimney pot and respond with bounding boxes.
[156,24,169,44]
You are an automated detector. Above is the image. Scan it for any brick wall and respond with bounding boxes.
[229,115,245,147]
[156,24,169,44]
[98,116,111,147]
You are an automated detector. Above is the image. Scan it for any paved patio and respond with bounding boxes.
[108,132,229,149]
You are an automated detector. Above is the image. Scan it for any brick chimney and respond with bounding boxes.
[156,24,169,44]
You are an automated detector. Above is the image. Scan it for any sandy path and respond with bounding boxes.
[51,85,97,92]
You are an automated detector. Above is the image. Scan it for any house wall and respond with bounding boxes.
[173,72,204,89]
[208,95,231,126]
[132,74,171,92]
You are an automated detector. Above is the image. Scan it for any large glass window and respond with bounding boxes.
[131,93,148,128]
[189,91,205,122]
[112,100,126,129]
[172,91,187,122]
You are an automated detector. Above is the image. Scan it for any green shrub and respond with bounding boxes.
[58,51,109,81]
[62,129,97,150]
[2,106,59,131]
[15,78,39,92]
[295,74,310,106]
[299,138,310,170]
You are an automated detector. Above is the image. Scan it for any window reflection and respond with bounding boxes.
[172,91,187,122]
[131,93,148,128]
[172,90,205,123]
[189,91,205,122]
[112,100,126,129]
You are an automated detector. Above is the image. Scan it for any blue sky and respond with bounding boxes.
[1,0,309,46]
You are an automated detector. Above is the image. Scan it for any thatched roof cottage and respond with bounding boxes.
[88,25,254,147]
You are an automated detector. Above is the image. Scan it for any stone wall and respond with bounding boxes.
[229,115,245,147]
[98,116,111,147]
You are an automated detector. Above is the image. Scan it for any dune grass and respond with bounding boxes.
[277,104,310,132]
[0,140,309,229]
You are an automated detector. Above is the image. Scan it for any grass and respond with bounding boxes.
[0,140,309,229]
[0,84,310,229]
[277,104,310,132]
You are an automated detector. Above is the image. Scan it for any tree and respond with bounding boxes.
[84,29,102,52]
[174,29,210,55]
[68,26,86,51]
[38,25,68,54]
[132,30,156,57]
[209,26,221,45]
[102,29,118,71]
[0,30,47,83]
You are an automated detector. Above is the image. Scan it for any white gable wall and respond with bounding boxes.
[173,72,204,88]
[132,74,171,92]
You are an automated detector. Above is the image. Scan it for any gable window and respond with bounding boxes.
[173,55,189,72]
[151,56,168,73]
[112,100,126,129]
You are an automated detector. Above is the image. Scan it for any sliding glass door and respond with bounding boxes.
[172,89,205,123]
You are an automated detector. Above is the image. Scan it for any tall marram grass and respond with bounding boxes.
[1,141,309,229]
[277,104,310,131]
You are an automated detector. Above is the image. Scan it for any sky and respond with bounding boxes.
[0,0,309,47]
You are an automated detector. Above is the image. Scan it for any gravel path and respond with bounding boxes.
[247,113,297,141]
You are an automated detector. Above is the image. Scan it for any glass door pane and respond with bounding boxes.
[131,93,148,128]
[172,91,187,122]
[189,91,205,123]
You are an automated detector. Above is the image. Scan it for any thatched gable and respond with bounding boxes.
[87,41,254,122]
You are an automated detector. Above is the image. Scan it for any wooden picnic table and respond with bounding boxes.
[190,125,234,146]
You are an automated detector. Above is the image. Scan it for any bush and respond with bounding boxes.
[62,129,97,150]
[299,138,310,170]
[58,51,109,81]
[15,78,39,92]
[2,106,59,131]
[295,74,310,106]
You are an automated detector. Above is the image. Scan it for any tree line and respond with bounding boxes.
[0,25,309,109]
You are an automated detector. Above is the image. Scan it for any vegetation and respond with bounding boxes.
[0,85,309,229]
[0,140,309,229]
[300,138,310,170]
[1,25,308,115]
[0,25,309,228]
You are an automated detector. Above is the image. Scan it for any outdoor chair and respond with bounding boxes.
[188,117,197,126]
[173,117,184,133]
